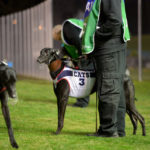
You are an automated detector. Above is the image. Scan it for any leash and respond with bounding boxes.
[91,57,98,133]
[96,90,98,132]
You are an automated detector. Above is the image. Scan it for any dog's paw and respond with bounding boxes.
[11,141,19,149]
[55,129,61,135]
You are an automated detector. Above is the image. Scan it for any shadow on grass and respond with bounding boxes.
[53,130,90,136]
[0,126,53,135]
[23,98,57,105]
[23,97,97,108]
[0,126,88,137]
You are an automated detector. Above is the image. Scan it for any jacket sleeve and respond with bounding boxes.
[96,0,122,38]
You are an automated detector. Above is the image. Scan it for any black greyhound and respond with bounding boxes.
[0,62,19,148]
[37,48,146,136]
[124,75,146,136]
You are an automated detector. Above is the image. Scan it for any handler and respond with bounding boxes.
[82,0,130,137]
[52,18,94,108]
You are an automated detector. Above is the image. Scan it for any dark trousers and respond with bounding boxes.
[93,48,126,136]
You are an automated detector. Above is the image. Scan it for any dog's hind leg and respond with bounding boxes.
[0,94,18,148]
[55,80,70,134]
[138,113,146,136]
[126,110,137,135]
[124,75,146,136]
[131,109,146,136]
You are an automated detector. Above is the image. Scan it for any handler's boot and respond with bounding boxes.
[87,132,119,138]
[72,96,89,108]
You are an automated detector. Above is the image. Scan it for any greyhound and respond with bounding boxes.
[124,74,146,136]
[37,48,146,136]
[0,62,19,148]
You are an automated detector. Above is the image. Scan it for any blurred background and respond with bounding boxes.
[0,0,150,80]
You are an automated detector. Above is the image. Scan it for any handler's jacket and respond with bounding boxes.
[61,18,83,58]
[82,0,130,54]
[53,66,96,98]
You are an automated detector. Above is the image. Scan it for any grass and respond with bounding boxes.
[0,69,150,150]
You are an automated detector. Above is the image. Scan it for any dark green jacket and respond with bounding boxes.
[94,0,126,55]
[82,0,130,55]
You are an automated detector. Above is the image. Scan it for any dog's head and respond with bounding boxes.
[37,48,61,65]
[0,66,17,98]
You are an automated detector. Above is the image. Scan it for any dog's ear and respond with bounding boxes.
[55,49,60,55]
[49,48,55,54]
[42,48,51,53]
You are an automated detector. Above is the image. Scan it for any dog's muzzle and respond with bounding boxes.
[37,55,52,65]
[37,56,44,64]
[11,93,17,99]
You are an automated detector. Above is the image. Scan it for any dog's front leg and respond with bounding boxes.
[55,80,69,134]
[0,93,18,148]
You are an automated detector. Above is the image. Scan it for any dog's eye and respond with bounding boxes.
[42,52,47,56]
[45,51,49,55]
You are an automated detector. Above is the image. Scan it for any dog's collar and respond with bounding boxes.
[0,87,7,94]
[50,62,65,79]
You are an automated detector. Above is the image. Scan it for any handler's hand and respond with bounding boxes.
[78,55,88,59]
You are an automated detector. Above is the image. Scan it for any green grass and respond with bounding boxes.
[0,69,150,150]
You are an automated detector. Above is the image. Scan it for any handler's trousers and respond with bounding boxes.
[93,48,126,137]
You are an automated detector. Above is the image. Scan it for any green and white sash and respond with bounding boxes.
[82,0,101,54]
[121,0,130,42]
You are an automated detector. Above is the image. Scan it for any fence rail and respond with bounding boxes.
[0,0,53,80]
